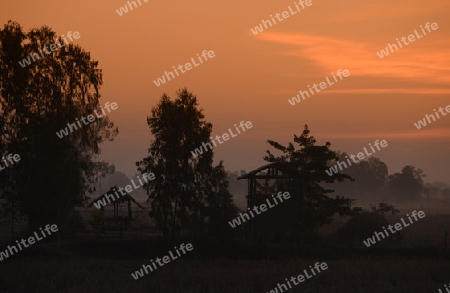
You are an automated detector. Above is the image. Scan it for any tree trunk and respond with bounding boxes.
[171,198,178,241]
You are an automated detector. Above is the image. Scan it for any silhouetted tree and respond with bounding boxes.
[337,211,388,246]
[137,88,236,239]
[264,124,358,238]
[0,21,117,232]
[205,163,240,239]
[338,203,399,247]
[332,154,389,199]
[388,166,425,200]
[348,156,388,190]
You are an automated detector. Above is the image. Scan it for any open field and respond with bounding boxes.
[0,252,448,293]
[1,208,449,292]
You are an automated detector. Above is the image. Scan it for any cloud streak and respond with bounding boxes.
[254,32,450,86]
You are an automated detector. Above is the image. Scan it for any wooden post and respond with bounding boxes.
[128,199,132,218]
[445,231,447,251]
[120,220,123,241]
[11,199,14,242]
[350,230,354,250]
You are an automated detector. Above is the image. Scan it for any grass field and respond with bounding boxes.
[0,253,449,293]
[1,203,449,293]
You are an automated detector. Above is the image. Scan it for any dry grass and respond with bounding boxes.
[1,201,449,292]
[0,255,448,293]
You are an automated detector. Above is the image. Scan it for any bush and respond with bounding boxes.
[337,212,389,245]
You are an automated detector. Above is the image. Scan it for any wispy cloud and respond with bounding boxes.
[254,32,450,87]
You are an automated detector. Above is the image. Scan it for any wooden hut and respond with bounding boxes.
[237,162,303,240]
[88,186,144,238]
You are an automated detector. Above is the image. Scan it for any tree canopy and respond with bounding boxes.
[264,124,358,237]
[0,21,117,231]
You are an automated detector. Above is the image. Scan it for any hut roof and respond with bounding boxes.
[237,162,300,180]
[88,186,145,209]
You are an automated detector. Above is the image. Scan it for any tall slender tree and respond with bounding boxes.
[137,88,236,239]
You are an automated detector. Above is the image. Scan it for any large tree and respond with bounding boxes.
[137,88,236,239]
[388,165,425,200]
[264,124,358,238]
[330,153,389,199]
[0,21,117,232]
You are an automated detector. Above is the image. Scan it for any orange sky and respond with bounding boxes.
[2,0,450,182]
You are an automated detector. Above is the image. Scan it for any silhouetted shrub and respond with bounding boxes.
[337,212,389,245]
